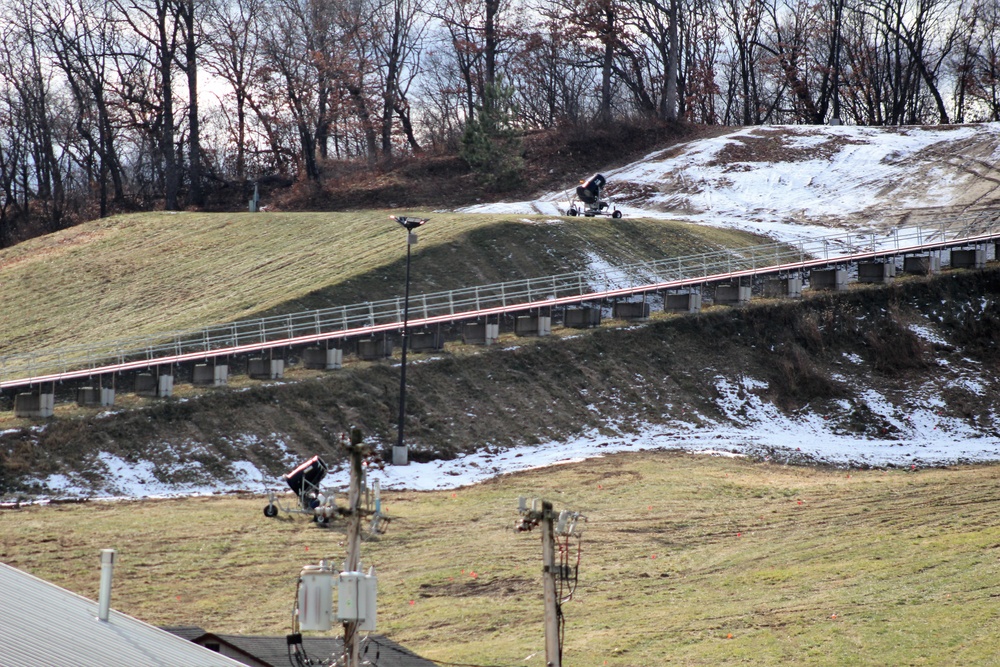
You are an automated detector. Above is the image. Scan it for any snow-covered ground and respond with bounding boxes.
[33,373,1000,499]
[463,123,1000,241]
[23,124,1000,500]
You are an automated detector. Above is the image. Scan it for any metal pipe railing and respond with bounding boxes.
[2,213,998,385]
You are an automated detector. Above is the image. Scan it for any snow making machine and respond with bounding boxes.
[567,173,622,218]
[262,453,392,534]
[263,455,338,524]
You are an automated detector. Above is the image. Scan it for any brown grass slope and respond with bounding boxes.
[0,210,766,360]
[3,452,1000,666]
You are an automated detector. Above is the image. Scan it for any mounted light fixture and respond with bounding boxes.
[389,215,429,466]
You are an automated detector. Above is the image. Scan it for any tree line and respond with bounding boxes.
[2,0,999,244]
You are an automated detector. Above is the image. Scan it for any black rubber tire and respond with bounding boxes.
[263,504,278,518]
[568,208,578,216]
[612,210,623,219]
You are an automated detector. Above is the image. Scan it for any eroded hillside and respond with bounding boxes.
[2,268,997,498]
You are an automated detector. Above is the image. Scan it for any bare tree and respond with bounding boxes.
[719,0,765,124]
[259,0,337,179]
[966,0,1000,120]
[111,0,183,208]
[0,4,66,231]
[203,0,264,180]
[508,18,598,126]
[680,0,723,123]
[39,0,127,216]
[176,0,204,205]
[370,0,427,156]
[333,0,381,165]
[432,0,519,122]
[861,0,955,123]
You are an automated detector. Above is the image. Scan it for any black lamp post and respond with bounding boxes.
[390,215,428,466]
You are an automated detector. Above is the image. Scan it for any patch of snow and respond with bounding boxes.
[909,323,949,346]
[953,378,985,396]
[457,123,1000,239]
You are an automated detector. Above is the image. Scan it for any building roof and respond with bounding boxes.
[0,562,245,667]
[160,625,210,642]
[185,632,438,667]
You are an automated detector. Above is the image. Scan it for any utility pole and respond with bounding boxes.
[342,429,366,667]
[517,497,585,667]
[540,501,561,666]
[292,430,378,667]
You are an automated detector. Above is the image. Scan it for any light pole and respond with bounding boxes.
[390,215,428,466]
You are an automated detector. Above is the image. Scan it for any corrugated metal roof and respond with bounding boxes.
[0,562,245,667]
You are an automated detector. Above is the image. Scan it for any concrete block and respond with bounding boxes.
[515,315,552,337]
[76,387,100,406]
[14,393,54,418]
[564,307,602,328]
[763,277,802,298]
[951,248,986,270]
[903,254,941,275]
[193,363,228,386]
[409,331,445,352]
[78,387,115,406]
[249,358,284,379]
[858,262,896,284]
[357,339,392,361]
[810,268,849,291]
[613,302,650,320]
[715,284,751,305]
[135,373,156,396]
[463,323,499,345]
[303,348,342,370]
[665,292,702,313]
[135,373,172,397]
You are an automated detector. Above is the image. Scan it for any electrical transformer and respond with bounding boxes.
[298,564,334,632]
[337,568,377,631]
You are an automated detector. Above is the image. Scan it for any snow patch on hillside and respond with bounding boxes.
[462,123,1000,237]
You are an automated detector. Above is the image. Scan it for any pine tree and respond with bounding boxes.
[460,79,524,191]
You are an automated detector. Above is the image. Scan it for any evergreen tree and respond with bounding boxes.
[460,79,524,190]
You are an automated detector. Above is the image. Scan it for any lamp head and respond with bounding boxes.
[391,215,429,231]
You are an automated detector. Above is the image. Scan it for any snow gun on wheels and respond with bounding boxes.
[567,173,622,218]
[263,455,338,525]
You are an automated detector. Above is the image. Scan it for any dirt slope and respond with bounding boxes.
[2,268,998,498]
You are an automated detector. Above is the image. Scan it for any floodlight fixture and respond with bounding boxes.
[391,215,429,232]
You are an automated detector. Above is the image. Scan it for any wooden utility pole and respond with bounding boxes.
[540,500,561,667]
[342,429,366,667]
[517,497,585,667]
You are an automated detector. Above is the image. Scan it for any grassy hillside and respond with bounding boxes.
[0,210,769,357]
[3,451,999,665]
[1,267,997,497]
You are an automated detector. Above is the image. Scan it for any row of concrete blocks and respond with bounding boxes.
[12,251,988,417]
[774,252,983,296]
